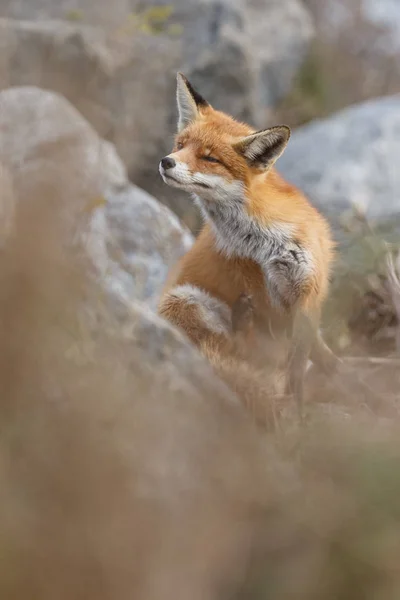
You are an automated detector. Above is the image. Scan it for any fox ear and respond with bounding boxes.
[233,126,291,169]
[176,72,209,132]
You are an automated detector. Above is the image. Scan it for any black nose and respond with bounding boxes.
[161,156,176,171]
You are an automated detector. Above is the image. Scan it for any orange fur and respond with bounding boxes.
[161,112,334,326]
[158,75,337,420]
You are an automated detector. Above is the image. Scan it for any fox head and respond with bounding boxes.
[159,73,291,205]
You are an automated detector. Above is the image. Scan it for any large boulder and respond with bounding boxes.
[279,95,400,351]
[105,184,193,307]
[0,1,313,122]
[0,0,314,226]
[0,81,272,597]
[0,85,192,308]
[363,0,400,53]
[0,18,181,189]
[0,160,273,599]
[150,0,314,124]
[279,94,400,230]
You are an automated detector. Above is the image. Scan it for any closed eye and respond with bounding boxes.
[201,155,221,164]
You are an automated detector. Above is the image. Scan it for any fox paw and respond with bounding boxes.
[232,293,254,333]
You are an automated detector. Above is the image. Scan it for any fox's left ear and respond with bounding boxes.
[233,126,291,169]
[176,72,209,132]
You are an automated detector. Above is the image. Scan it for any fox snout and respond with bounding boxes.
[159,155,179,185]
[159,154,189,189]
[160,156,176,171]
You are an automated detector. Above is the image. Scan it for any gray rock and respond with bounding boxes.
[0,18,181,181]
[0,0,313,225]
[0,85,192,307]
[158,0,314,123]
[145,0,314,224]
[359,0,400,54]
[0,1,313,120]
[0,0,132,25]
[0,179,273,600]
[105,184,193,307]
[279,94,400,230]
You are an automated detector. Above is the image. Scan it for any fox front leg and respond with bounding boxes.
[230,293,256,357]
[262,243,312,313]
[262,245,315,417]
[231,293,254,335]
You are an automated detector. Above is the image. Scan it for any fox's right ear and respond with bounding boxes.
[176,73,209,132]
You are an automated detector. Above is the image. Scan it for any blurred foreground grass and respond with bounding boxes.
[0,182,400,600]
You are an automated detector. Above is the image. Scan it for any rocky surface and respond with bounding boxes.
[0,83,272,599]
[0,0,133,24]
[279,94,400,229]
[279,94,400,353]
[0,160,273,599]
[105,184,193,307]
[0,85,192,307]
[310,0,400,54]
[362,0,400,53]
[0,0,314,226]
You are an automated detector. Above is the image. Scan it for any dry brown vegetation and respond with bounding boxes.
[0,162,399,599]
[0,187,268,600]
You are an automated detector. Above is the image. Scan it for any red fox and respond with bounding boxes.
[158,73,337,423]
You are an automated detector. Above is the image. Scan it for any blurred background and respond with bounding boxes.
[1,1,400,599]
